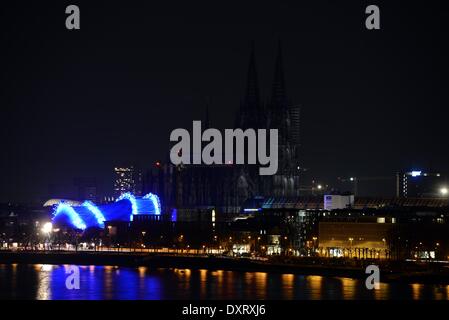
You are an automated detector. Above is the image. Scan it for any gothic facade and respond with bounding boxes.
[144,42,301,215]
[235,41,301,198]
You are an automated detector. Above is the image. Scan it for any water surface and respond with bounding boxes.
[0,264,448,300]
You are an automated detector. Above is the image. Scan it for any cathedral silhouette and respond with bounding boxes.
[144,41,301,217]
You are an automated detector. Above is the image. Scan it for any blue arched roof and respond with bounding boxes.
[51,193,162,230]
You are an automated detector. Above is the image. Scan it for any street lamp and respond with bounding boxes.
[349,177,358,196]
[41,222,53,235]
[41,222,53,251]
[440,187,448,196]
[140,231,147,251]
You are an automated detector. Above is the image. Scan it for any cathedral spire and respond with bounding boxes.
[244,41,261,112]
[204,97,210,129]
[237,41,262,129]
[270,39,287,109]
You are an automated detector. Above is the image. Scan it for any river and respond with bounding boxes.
[0,264,448,300]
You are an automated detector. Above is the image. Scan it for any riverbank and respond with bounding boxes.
[1,250,448,285]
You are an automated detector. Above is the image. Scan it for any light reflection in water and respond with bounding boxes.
[41,264,54,272]
[254,272,268,299]
[225,271,235,298]
[214,270,224,297]
[282,274,294,300]
[199,269,207,298]
[373,282,389,300]
[36,264,53,300]
[307,275,323,300]
[138,266,146,278]
[411,283,423,300]
[138,266,147,297]
[339,277,356,300]
[174,268,191,293]
[11,263,18,299]
[103,265,114,300]
[433,285,446,300]
[0,264,448,300]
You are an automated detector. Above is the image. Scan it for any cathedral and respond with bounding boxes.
[144,41,301,216]
[235,41,301,199]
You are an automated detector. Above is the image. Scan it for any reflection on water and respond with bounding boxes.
[282,274,294,300]
[412,283,423,300]
[308,275,323,300]
[339,277,356,300]
[0,264,448,300]
[36,264,53,300]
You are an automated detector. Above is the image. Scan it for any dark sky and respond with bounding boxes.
[1,1,448,203]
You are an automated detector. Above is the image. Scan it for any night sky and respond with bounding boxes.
[1,1,448,203]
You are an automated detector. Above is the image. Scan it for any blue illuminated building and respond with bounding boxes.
[52,193,161,230]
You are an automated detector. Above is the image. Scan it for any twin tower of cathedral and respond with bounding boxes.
[148,41,302,213]
[234,41,301,198]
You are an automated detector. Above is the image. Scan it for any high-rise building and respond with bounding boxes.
[133,169,143,196]
[396,170,444,198]
[113,166,135,198]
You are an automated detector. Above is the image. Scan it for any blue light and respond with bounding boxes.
[171,208,177,222]
[52,203,87,230]
[243,208,261,212]
[143,193,161,215]
[82,201,106,228]
[51,192,162,230]
[411,171,422,177]
[116,192,138,221]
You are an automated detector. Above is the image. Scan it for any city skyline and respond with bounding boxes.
[2,1,449,305]
[1,1,449,203]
